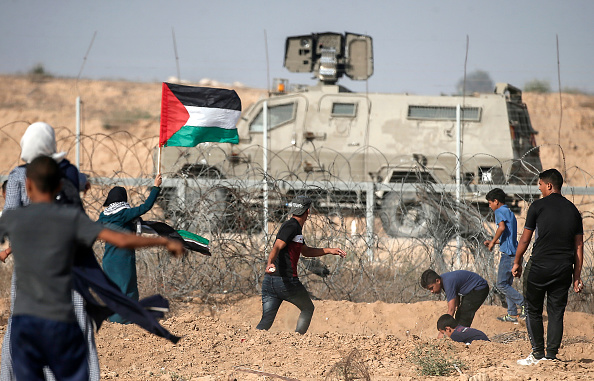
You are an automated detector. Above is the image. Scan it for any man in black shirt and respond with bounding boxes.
[512,169,584,365]
[256,195,346,334]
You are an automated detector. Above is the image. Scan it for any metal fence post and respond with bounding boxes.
[366,182,375,262]
[175,179,186,212]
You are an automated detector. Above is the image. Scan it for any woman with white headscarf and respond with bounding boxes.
[0,122,100,381]
[3,122,68,209]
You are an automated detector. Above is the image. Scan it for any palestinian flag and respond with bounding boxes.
[160,82,241,147]
[141,221,211,256]
[176,230,210,255]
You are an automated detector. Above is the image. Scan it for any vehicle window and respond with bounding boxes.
[407,106,481,122]
[249,103,296,132]
[331,102,357,117]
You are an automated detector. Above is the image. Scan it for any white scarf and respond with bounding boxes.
[20,122,67,163]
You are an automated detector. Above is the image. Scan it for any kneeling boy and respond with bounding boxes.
[421,269,489,327]
[437,314,489,344]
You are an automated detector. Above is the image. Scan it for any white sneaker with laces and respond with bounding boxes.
[517,353,547,366]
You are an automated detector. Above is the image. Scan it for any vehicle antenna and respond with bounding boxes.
[76,31,97,96]
[172,28,181,82]
[264,29,271,97]
[75,30,97,169]
[556,34,565,177]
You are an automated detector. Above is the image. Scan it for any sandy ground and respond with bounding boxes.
[1,76,594,380]
[2,296,592,380]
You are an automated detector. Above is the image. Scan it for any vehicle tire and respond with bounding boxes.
[157,183,228,235]
[379,191,436,238]
[221,189,262,233]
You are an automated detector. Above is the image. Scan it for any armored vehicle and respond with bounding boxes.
[159,32,542,237]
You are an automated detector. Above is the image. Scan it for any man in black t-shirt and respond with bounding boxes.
[512,169,584,365]
[256,195,346,334]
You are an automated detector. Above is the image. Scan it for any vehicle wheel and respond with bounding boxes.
[180,186,231,234]
[379,191,436,238]
[221,189,262,233]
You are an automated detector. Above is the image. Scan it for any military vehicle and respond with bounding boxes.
[159,32,542,237]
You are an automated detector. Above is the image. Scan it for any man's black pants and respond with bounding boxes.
[455,286,490,327]
[523,259,573,358]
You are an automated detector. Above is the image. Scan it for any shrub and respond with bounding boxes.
[27,63,53,82]
[524,79,551,93]
[408,342,464,376]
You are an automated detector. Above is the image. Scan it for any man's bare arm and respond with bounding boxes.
[265,239,286,273]
[512,228,533,277]
[485,221,506,251]
[301,245,346,258]
[97,229,185,257]
[447,297,458,317]
[573,234,584,293]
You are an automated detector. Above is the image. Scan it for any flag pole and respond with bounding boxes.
[75,96,81,169]
[263,101,269,238]
[157,145,162,175]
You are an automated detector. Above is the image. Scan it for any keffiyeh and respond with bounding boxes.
[103,202,131,216]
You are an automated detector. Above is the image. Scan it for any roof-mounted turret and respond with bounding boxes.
[284,32,374,85]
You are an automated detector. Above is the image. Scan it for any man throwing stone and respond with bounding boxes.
[256,195,346,334]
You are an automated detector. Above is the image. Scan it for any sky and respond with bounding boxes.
[0,0,592,95]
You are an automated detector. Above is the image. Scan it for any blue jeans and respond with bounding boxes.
[256,275,315,334]
[11,315,88,381]
[497,253,525,316]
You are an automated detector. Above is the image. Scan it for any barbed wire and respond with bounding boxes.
[0,127,592,312]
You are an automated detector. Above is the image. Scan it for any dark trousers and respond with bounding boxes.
[523,259,573,358]
[256,275,315,334]
[11,315,88,381]
[455,286,490,327]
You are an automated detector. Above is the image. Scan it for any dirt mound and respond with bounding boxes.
[25,296,592,380]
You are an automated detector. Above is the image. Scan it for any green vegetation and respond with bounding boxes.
[27,63,53,82]
[408,342,464,376]
[524,79,591,95]
[524,79,551,93]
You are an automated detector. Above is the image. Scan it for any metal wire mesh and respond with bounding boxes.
[1,125,592,313]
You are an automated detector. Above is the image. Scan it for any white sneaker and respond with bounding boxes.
[517,353,547,366]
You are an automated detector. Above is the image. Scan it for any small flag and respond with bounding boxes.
[160,82,241,147]
[176,230,210,255]
[141,221,211,256]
